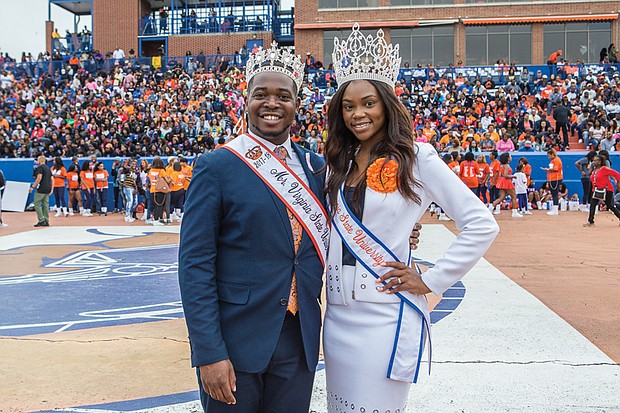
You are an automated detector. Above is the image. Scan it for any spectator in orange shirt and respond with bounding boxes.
[422,121,436,142]
[487,124,501,142]
[51,157,68,217]
[547,49,562,65]
[94,162,110,216]
[541,148,563,216]
[169,162,187,222]
[442,113,457,126]
[179,157,193,192]
[149,156,172,225]
[69,54,80,71]
[0,114,9,131]
[462,127,481,143]
[32,105,44,118]
[518,157,532,186]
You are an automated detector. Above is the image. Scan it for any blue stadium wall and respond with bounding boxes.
[1,152,620,209]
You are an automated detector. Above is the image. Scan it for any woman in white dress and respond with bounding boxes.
[322,24,500,412]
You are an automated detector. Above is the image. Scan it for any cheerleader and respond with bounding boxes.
[489,152,523,218]
[94,162,110,216]
[50,157,68,217]
[79,162,95,216]
[66,164,83,216]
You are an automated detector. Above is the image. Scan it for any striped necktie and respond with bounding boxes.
[274,146,300,315]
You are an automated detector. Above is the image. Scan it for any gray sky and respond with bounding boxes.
[0,0,90,57]
[1,0,294,58]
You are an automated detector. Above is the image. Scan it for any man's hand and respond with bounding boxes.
[409,222,422,250]
[199,359,237,405]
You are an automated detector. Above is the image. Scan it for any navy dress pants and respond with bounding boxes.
[199,312,315,413]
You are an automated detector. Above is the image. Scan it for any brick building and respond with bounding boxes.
[49,0,619,66]
[48,0,293,58]
[295,1,620,67]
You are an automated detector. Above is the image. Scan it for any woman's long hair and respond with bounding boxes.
[499,152,511,165]
[151,156,165,170]
[324,79,420,215]
[53,156,64,169]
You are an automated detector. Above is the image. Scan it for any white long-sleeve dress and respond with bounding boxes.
[324,143,499,412]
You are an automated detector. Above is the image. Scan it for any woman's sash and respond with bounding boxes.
[332,187,432,382]
[224,134,329,266]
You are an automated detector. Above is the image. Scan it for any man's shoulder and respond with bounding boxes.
[292,143,325,168]
[200,147,235,162]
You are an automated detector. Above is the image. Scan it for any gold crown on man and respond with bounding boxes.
[246,41,305,92]
[332,23,401,88]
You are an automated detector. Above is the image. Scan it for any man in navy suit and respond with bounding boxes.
[178,44,325,412]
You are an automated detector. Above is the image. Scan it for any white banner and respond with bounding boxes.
[2,181,31,212]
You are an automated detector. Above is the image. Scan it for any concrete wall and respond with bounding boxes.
[2,152,619,209]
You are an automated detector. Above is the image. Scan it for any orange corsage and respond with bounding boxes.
[366,158,399,193]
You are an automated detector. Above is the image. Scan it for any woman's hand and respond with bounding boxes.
[376,261,432,295]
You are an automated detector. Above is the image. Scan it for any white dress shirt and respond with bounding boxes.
[251,133,308,186]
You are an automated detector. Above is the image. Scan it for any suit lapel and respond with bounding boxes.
[292,144,324,256]
[292,143,322,198]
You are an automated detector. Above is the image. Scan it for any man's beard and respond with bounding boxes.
[251,123,291,141]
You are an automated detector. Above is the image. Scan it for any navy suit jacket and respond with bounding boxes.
[178,142,326,373]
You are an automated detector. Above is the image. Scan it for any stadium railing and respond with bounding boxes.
[3,58,620,90]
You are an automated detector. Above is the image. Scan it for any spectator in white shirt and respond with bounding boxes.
[0,71,13,89]
[25,99,36,115]
[11,125,26,140]
[599,132,617,152]
[513,164,531,214]
[605,100,620,117]
[480,111,495,131]
[112,47,125,62]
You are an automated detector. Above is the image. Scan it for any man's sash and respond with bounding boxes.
[332,187,432,382]
[223,133,329,266]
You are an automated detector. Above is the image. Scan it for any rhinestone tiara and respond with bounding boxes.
[246,41,305,92]
[332,23,401,88]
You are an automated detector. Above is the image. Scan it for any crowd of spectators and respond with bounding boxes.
[400,64,620,154]
[2,48,620,160]
[0,52,332,159]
